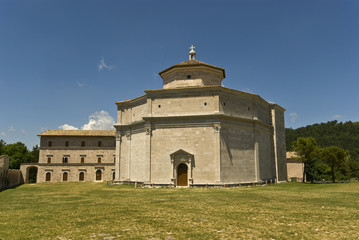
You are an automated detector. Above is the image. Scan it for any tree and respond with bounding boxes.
[319,146,349,183]
[3,142,30,169]
[292,137,318,183]
[0,139,6,155]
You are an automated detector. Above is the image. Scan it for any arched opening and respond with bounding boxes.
[96,170,102,181]
[27,166,38,183]
[177,163,188,186]
[97,157,101,163]
[79,172,85,181]
[45,172,51,182]
[63,172,68,182]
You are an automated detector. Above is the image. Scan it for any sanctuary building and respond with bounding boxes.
[27,46,287,186]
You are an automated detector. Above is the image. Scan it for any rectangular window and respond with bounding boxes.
[62,155,70,164]
[48,141,52,147]
[81,141,85,147]
[65,141,69,147]
[98,141,102,147]
[97,155,103,163]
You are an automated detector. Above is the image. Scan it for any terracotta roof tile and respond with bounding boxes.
[159,60,225,78]
[38,130,116,137]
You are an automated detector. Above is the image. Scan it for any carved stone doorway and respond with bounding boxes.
[177,163,188,186]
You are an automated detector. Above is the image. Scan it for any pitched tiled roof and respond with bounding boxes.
[38,130,116,137]
[159,60,225,78]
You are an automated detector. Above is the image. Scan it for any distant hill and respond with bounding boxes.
[286,121,359,161]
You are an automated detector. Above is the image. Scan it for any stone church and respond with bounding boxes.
[29,46,287,186]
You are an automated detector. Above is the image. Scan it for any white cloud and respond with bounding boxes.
[0,132,6,136]
[241,88,253,93]
[290,112,298,123]
[77,82,85,88]
[8,126,15,132]
[58,110,115,131]
[332,114,343,119]
[58,124,79,130]
[82,110,115,130]
[98,57,114,71]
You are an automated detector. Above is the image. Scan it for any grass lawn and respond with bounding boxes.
[0,182,359,240]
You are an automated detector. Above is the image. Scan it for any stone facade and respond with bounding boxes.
[114,48,287,186]
[31,130,116,183]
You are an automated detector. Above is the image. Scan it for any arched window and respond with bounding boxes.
[96,170,102,181]
[45,172,51,182]
[63,172,68,182]
[65,141,69,147]
[47,157,51,163]
[97,157,102,163]
[81,157,85,163]
[98,141,102,147]
[79,172,85,181]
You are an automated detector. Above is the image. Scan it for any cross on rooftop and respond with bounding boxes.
[189,45,196,60]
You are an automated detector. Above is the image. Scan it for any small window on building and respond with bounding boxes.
[79,172,85,181]
[63,157,68,164]
[81,157,85,163]
[112,171,115,181]
[158,105,161,108]
[65,141,69,147]
[186,75,191,79]
[204,102,207,106]
[98,141,102,147]
[45,172,51,182]
[97,157,102,163]
[113,155,116,163]
[223,102,226,106]
[48,141,52,147]
[47,157,51,163]
[81,141,85,147]
[63,172,68,182]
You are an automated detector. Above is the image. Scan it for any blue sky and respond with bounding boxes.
[1,0,358,148]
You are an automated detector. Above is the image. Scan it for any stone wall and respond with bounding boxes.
[286,152,305,182]
[0,156,23,190]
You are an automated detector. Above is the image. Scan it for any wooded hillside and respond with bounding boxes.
[286,121,359,161]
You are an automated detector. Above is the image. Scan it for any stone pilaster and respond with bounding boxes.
[144,123,152,184]
[114,132,121,183]
[213,122,222,184]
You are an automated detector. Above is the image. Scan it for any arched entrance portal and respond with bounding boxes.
[177,163,188,186]
[27,166,38,183]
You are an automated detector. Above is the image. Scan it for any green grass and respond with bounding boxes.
[1,182,359,240]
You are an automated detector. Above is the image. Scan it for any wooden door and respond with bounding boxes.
[79,172,84,181]
[177,163,188,186]
[96,170,102,181]
[63,172,68,182]
[46,172,51,182]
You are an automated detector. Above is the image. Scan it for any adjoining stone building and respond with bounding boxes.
[31,46,287,186]
[30,130,116,183]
